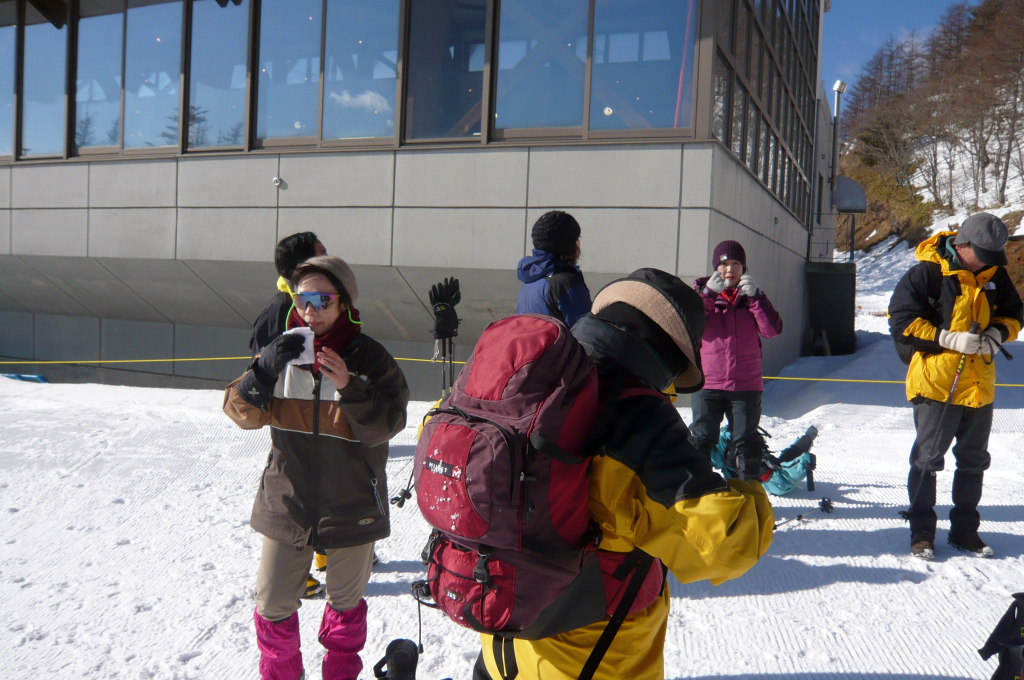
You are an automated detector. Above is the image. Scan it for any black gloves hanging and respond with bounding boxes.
[429,278,461,340]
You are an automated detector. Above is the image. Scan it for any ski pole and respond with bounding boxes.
[773,497,834,530]
[902,321,979,520]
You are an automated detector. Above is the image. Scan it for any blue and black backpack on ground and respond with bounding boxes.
[712,426,819,495]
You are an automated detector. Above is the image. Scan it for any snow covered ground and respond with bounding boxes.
[3,275,1024,678]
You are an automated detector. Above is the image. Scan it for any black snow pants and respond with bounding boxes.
[906,397,992,539]
[689,389,763,452]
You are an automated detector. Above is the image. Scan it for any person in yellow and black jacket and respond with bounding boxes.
[888,213,1023,560]
[249,231,326,356]
[475,269,774,680]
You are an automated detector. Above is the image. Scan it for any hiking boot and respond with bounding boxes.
[910,534,935,560]
[949,532,995,558]
[303,573,324,599]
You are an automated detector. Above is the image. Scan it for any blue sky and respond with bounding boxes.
[821,0,953,111]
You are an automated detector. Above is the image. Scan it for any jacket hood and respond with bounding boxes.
[915,232,957,272]
[921,233,950,266]
[916,231,1000,276]
[517,250,579,284]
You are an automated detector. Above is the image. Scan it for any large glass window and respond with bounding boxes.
[75,0,124,150]
[493,0,587,131]
[589,0,699,131]
[322,0,399,140]
[405,0,486,140]
[21,2,68,156]
[123,0,182,148]
[189,0,249,148]
[255,0,321,141]
[0,1,15,155]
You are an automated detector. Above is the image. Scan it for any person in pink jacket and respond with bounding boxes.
[691,240,783,480]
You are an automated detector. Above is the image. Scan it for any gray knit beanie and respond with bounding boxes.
[291,256,359,306]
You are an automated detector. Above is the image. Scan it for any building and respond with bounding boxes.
[0,0,837,399]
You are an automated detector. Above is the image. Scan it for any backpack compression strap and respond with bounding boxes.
[577,548,657,680]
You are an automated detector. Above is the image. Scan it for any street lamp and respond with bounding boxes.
[830,80,851,261]
[830,80,847,192]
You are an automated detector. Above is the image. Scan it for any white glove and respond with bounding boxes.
[705,271,727,294]
[938,329,982,355]
[738,274,759,297]
[979,327,1003,356]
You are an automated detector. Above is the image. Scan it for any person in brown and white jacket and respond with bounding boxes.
[224,255,409,680]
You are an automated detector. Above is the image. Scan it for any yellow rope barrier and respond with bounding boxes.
[763,376,904,385]
[3,357,1024,388]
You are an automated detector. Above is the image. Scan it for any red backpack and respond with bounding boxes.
[413,314,606,638]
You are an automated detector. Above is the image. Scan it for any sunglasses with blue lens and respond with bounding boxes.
[294,292,339,311]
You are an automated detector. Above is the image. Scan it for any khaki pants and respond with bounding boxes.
[255,537,375,621]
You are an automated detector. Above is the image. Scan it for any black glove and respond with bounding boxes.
[254,332,305,383]
[429,278,461,340]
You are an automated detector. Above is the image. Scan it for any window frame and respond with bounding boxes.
[0,1,16,161]
[399,0,492,146]
[0,0,826,167]
[70,0,126,157]
[181,0,252,153]
[709,0,819,228]
[16,0,72,160]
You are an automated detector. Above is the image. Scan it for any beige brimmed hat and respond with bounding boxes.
[592,268,706,392]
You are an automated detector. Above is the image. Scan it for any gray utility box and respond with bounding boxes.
[805,261,857,356]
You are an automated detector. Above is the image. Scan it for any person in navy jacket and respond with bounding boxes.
[516,211,592,327]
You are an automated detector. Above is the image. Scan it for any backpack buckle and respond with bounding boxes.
[473,547,492,586]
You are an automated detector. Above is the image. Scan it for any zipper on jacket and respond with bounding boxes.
[311,373,322,548]
[366,461,387,517]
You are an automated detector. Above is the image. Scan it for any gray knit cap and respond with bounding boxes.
[291,255,359,305]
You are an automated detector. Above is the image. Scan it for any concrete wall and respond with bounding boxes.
[0,140,813,394]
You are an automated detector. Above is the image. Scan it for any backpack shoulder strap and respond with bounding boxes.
[577,549,657,680]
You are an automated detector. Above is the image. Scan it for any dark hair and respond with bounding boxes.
[291,263,351,309]
[274,231,320,279]
[558,244,581,265]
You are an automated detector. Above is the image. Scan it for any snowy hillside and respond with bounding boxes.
[848,183,1024,335]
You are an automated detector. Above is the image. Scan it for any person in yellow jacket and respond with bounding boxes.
[888,213,1023,560]
[475,268,774,680]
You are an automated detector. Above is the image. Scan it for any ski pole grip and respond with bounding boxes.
[806,467,815,492]
[970,322,981,334]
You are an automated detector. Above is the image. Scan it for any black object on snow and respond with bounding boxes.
[373,638,419,680]
[773,497,834,531]
[979,593,1024,680]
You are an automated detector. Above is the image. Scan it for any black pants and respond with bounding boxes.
[907,398,992,538]
[689,389,763,451]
